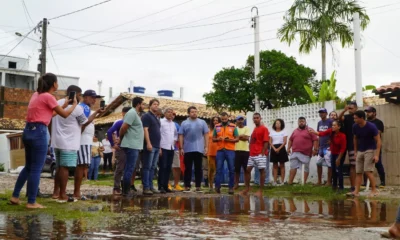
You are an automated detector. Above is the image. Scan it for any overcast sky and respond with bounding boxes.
[0,0,398,103]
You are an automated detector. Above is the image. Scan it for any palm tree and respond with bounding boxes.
[278,0,369,80]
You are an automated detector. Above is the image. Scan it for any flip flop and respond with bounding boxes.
[68,197,78,203]
[7,200,20,205]
[345,192,360,197]
[380,231,399,239]
[56,199,67,203]
[368,192,379,198]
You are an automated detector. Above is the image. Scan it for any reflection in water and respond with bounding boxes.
[0,196,393,239]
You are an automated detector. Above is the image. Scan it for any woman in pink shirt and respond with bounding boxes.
[9,73,78,209]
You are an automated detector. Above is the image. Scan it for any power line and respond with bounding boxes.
[51,0,197,47]
[50,9,285,51]
[0,26,37,63]
[49,0,112,21]
[366,35,400,60]
[368,1,400,10]
[22,0,35,25]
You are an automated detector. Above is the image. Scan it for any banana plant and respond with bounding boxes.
[304,71,337,103]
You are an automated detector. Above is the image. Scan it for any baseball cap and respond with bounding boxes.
[83,89,104,98]
[318,108,327,113]
[364,106,376,112]
[236,115,244,120]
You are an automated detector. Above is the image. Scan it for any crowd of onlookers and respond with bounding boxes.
[7,73,385,210]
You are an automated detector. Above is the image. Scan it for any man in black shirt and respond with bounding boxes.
[338,101,358,192]
[365,106,386,187]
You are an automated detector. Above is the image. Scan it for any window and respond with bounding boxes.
[8,61,17,69]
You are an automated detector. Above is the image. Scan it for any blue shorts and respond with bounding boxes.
[55,148,78,168]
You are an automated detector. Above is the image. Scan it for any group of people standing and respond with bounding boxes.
[8,73,385,209]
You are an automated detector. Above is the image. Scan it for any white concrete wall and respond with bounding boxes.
[0,134,11,172]
[0,56,29,70]
[246,100,336,184]
[57,75,79,90]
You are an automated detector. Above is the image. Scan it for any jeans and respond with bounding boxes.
[88,156,101,180]
[331,154,345,190]
[12,123,48,204]
[158,149,174,190]
[184,152,203,188]
[215,150,235,189]
[396,205,400,223]
[254,157,270,184]
[122,148,139,194]
[142,147,160,190]
[103,152,113,171]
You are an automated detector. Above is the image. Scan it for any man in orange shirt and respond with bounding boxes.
[213,112,239,194]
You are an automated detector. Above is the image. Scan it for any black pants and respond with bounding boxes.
[184,152,203,188]
[103,152,113,171]
[158,149,174,190]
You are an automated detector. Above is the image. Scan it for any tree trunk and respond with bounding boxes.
[321,41,327,81]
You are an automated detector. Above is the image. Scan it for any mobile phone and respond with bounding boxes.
[100,100,105,110]
[68,91,76,105]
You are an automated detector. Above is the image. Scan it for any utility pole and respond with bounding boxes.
[251,7,260,113]
[353,12,363,107]
[98,80,103,95]
[38,18,48,76]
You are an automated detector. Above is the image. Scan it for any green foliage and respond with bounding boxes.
[335,85,377,109]
[0,163,4,172]
[278,0,370,80]
[305,71,338,102]
[204,50,318,112]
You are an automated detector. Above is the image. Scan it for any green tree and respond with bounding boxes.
[203,50,318,112]
[278,0,369,80]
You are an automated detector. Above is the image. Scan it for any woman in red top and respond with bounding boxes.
[310,120,346,191]
[10,73,78,209]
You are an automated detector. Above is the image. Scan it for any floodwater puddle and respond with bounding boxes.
[0,195,395,239]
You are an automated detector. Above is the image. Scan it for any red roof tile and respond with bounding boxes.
[375,82,400,94]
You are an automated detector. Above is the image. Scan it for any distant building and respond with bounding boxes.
[0,55,79,90]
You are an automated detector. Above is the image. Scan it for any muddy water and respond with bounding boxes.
[0,195,394,239]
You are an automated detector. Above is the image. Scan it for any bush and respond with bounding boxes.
[0,163,4,172]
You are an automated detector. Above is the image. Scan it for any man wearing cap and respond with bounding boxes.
[213,112,239,194]
[365,106,386,187]
[234,115,250,190]
[338,101,358,192]
[73,89,104,200]
[316,108,333,186]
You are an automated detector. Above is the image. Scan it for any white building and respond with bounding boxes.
[0,55,79,90]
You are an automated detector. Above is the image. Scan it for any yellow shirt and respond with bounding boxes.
[235,126,250,151]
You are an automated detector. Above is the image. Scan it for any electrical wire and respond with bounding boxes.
[0,26,37,63]
[47,40,70,88]
[50,0,197,47]
[366,35,400,60]
[22,0,35,25]
[368,1,400,10]
[49,0,112,21]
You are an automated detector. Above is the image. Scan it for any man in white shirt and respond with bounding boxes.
[101,134,113,173]
[158,108,178,193]
[73,89,104,200]
[51,86,101,202]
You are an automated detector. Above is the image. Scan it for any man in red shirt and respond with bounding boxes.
[240,113,269,197]
[288,117,318,184]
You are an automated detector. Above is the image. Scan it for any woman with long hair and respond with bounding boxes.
[207,116,221,191]
[269,119,288,185]
[9,73,78,209]
[309,120,347,192]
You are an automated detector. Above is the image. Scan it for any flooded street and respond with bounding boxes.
[0,195,394,239]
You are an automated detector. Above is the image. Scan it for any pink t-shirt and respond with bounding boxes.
[290,127,318,157]
[26,92,58,126]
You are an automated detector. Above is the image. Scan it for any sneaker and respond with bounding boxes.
[150,189,160,194]
[168,184,173,191]
[174,185,184,192]
[228,189,234,195]
[159,188,166,194]
[166,188,174,193]
[183,188,191,193]
[215,188,221,194]
[272,182,277,187]
[130,185,137,192]
[143,189,153,195]
[195,188,203,193]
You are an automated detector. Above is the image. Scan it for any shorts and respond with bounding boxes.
[356,150,375,174]
[348,150,356,165]
[316,148,331,167]
[77,145,91,165]
[247,155,267,169]
[290,152,310,173]
[270,144,288,164]
[235,151,249,173]
[172,151,180,168]
[55,148,77,168]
